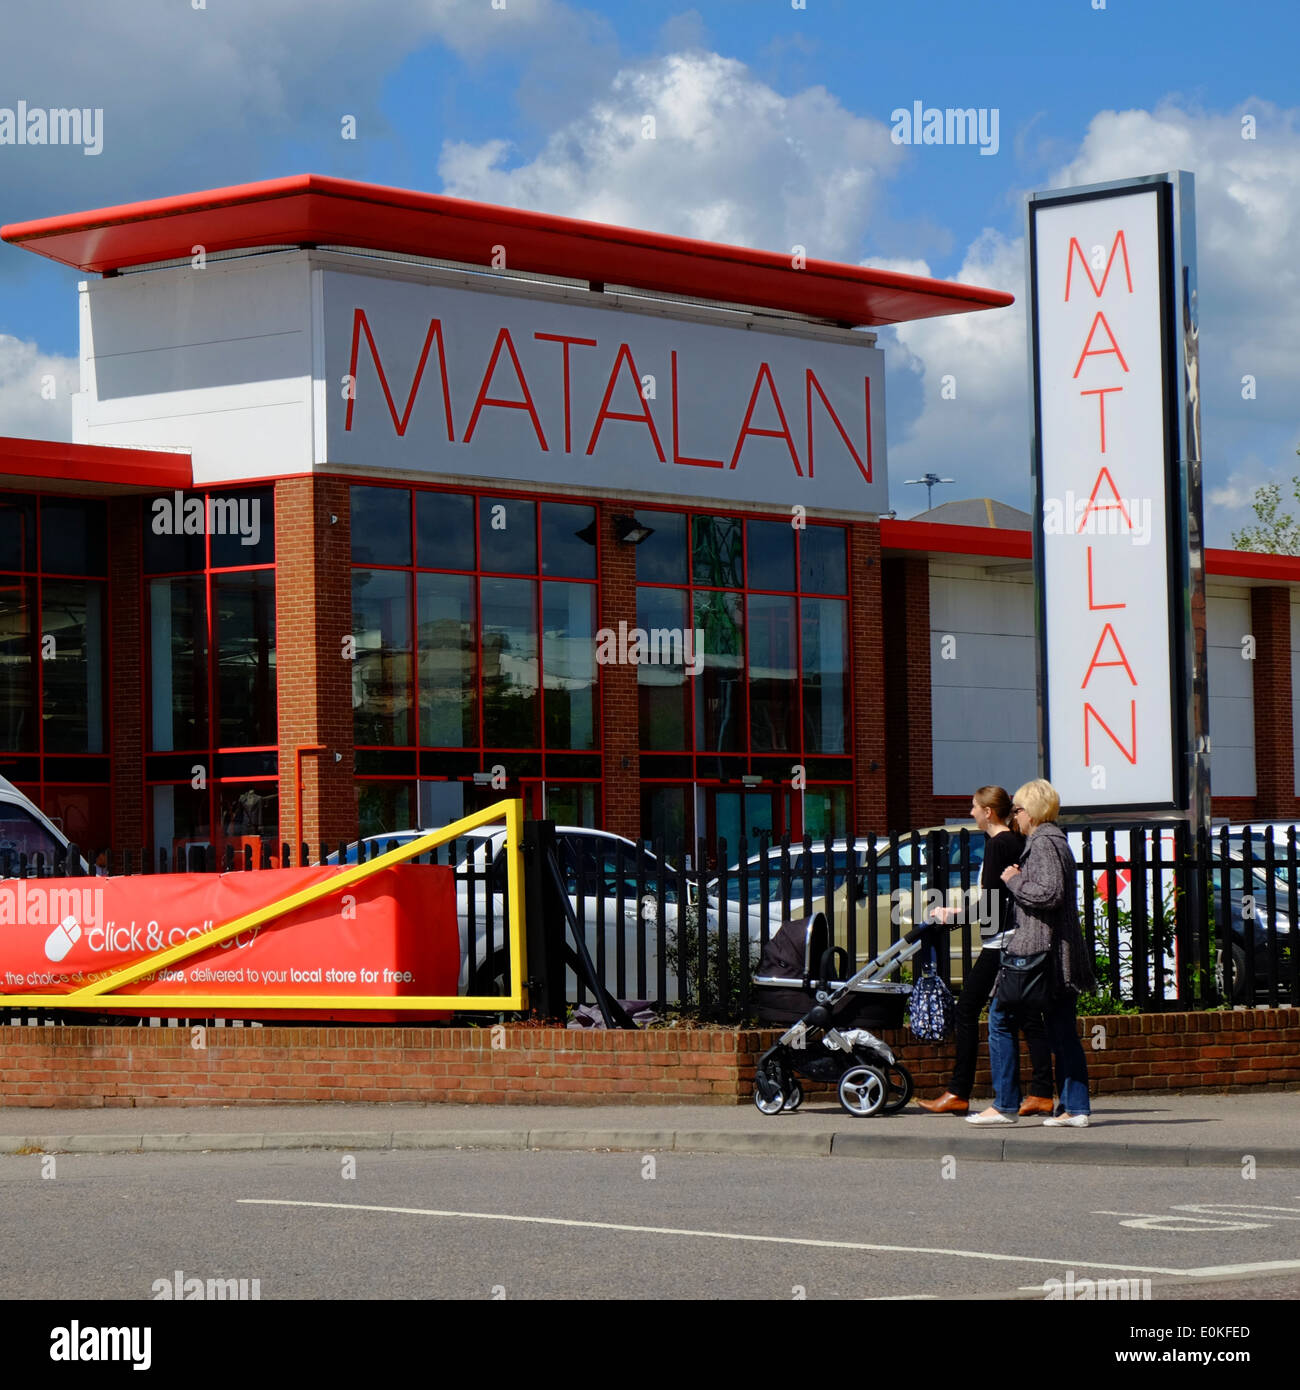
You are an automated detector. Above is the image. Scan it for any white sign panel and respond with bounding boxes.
[1031,185,1179,810]
[322,268,887,513]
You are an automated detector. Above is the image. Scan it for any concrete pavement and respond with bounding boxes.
[1,1091,1297,1167]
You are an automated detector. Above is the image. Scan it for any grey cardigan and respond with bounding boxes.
[1000,822,1096,995]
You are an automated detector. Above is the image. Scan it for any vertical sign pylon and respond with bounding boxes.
[1027,172,1205,823]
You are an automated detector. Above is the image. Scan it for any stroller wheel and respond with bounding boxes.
[880,1063,914,1115]
[781,1083,803,1112]
[753,1081,785,1115]
[837,1065,888,1118]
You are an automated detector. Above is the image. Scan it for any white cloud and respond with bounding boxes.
[0,335,76,440]
[875,230,1028,512]
[438,51,902,259]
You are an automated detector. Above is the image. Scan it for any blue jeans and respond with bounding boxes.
[988,993,1091,1115]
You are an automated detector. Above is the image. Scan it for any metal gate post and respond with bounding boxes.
[523,820,566,1020]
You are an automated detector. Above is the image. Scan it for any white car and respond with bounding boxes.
[454,826,689,1000]
[0,777,85,875]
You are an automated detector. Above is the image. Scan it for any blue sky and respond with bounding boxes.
[1,0,1298,541]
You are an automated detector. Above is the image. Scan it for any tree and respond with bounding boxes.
[1231,449,1300,554]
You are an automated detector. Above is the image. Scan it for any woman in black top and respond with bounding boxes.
[915,785,1055,1115]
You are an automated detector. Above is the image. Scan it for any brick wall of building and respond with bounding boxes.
[4,1010,1293,1108]
[598,501,639,838]
[882,556,936,829]
[275,477,357,852]
[1250,586,1296,819]
[849,522,887,833]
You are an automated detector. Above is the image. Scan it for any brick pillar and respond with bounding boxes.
[849,521,887,834]
[275,477,356,853]
[598,501,639,838]
[1249,586,1294,817]
[108,497,144,852]
[882,555,936,830]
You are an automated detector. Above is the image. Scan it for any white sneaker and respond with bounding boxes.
[1042,1113,1090,1128]
[966,1108,1016,1125]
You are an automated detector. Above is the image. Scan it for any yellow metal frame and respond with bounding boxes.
[0,799,525,1014]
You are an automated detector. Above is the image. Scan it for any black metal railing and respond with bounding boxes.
[3,821,1296,1022]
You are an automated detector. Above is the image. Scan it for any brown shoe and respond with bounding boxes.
[1018,1096,1055,1116]
[916,1092,969,1114]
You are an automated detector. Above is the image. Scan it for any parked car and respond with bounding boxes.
[330,824,686,999]
[0,777,85,875]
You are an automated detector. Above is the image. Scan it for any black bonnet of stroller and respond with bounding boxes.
[755,911,906,1030]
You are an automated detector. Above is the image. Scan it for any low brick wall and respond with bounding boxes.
[0,1008,1297,1109]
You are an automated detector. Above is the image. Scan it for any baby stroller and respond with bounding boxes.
[752,911,936,1117]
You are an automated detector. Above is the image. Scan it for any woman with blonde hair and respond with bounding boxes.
[967,778,1095,1127]
[916,785,1053,1115]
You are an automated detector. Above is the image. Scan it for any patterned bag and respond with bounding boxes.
[908,946,957,1043]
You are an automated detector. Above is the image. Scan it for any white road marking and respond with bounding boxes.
[1094,1209,1270,1232]
[237,1198,1195,1275]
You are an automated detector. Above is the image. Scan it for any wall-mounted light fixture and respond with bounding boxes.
[613,514,655,545]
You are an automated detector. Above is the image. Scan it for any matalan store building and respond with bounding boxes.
[1,175,1296,860]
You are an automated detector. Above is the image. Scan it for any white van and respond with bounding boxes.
[0,777,84,874]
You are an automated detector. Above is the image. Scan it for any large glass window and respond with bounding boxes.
[636,509,852,835]
[42,580,106,753]
[352,486,600,823]
[542,582,596,750]
[143,489,277,859]
[481,577,538,747]
[352,569,412,746]
[0,494,111,850]
[417,573,476,748]
[637,587,690,751]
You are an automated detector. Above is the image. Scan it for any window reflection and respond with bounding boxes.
[149,576,209,751]
[692,515,743,588]
[747,594,796,752]
[417,573,476,747]
[801,597,848,753]
[637,587,689,751]
[0,577,36,753]
[694,589,744,751]
[352,570,412,745]
[214,572,276,747]
[41,580,106,753]
[480,577,538,746]
[543,581,596,750]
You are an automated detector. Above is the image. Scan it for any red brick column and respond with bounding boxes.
[882,555,935,830]
[849,521,887,834]
[108,497,144,851]
[598,501,638,837]
[275,477,356,853]
[1249,586,1295,817]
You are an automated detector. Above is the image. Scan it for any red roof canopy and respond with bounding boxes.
[0,437,192,493]
[880,517,1300,584]
[0,174,1014,328]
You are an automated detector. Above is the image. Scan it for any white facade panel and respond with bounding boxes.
[75,254,315,482]
[320,263,888,513]
[1206,592,1254,798]
[929,568,1038,796]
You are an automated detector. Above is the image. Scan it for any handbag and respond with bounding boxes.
[996,950,1054,1009]
[909,945,957,1042]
